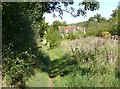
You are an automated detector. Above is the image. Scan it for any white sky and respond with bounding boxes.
[43,0,119,25]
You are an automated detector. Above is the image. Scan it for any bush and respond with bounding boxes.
[57,45,119,87]
[102,31,111,39]
[49,53,78,78]
[85,22,111,37]
[45,27,62,49]
[64,34,76,40]
[3,50,37,86]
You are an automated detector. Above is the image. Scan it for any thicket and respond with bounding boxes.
[84,22,110,37]
[64,34,76,40]
[2,2,51,87]
[51,44,119,87]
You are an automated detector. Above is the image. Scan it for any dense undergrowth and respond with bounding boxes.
[27,37,119,87]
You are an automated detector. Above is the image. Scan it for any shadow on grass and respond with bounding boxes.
[48,53,77,78]
[36,50,91,79]
[47,53,91,78]
[35,50,51,73]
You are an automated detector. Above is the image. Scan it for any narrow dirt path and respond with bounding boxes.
[48,77,54,89]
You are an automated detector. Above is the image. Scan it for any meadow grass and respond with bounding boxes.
[27,36,119,87]
[52,37,119,87]
[47,48,64,61]
[26,71,49,87]
[53,75,67,87]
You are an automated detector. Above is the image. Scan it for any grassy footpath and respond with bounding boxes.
[26,71,49,87]
[26,46,65,87]
[47,48,64,61]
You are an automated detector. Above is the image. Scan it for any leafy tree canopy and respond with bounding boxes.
[52,20,67,31]
[88,13,107,22]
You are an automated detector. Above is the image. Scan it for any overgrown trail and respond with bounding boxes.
[48,77,54,88]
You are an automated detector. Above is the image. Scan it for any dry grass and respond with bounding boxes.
[60,36,118,52]
[60,36,118,63]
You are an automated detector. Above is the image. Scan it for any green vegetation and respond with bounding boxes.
[26,71,49,87]
[27,37,119,87]
[52,37,119,87]
[2,1,120,88]
[47,48,64,60]
[45,26,62,49]
[52,20,67,31]
[64,34,77,40]
[85,22,110,37]
[88,13,107,22]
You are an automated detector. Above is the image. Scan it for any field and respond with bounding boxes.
[26,36,119,87]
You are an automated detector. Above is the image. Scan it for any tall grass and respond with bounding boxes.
[53,37,119,87]
[27,37,119,87]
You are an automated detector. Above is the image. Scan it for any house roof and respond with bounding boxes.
[58,26,77,33]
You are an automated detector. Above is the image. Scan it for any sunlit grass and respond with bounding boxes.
[53,75,67,87]
[26,71,49,87]
[47,48,64,61]
[31,36,119,87]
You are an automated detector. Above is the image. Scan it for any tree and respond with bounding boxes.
[46,26,62,49]
[111,9,118,18]
[88,13,106,22]
[52,20,67,31]
[33,17,49,40]
[2,2,50,87]
[88,17,97,22]
[85,21,110,37]
[62,21,67,25]
[108,7,118,35]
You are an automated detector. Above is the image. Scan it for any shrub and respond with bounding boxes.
[45,27,62,49]
[49,53,78,78]
[76,46,115,72]
[64,34,76,40]
[85,22,111,37]
[61,45,119,87]
[3,50,37,86]
[102,31,111,39]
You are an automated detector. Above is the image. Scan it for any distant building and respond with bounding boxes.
[58,26,77,34]
[58,26,86,35]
